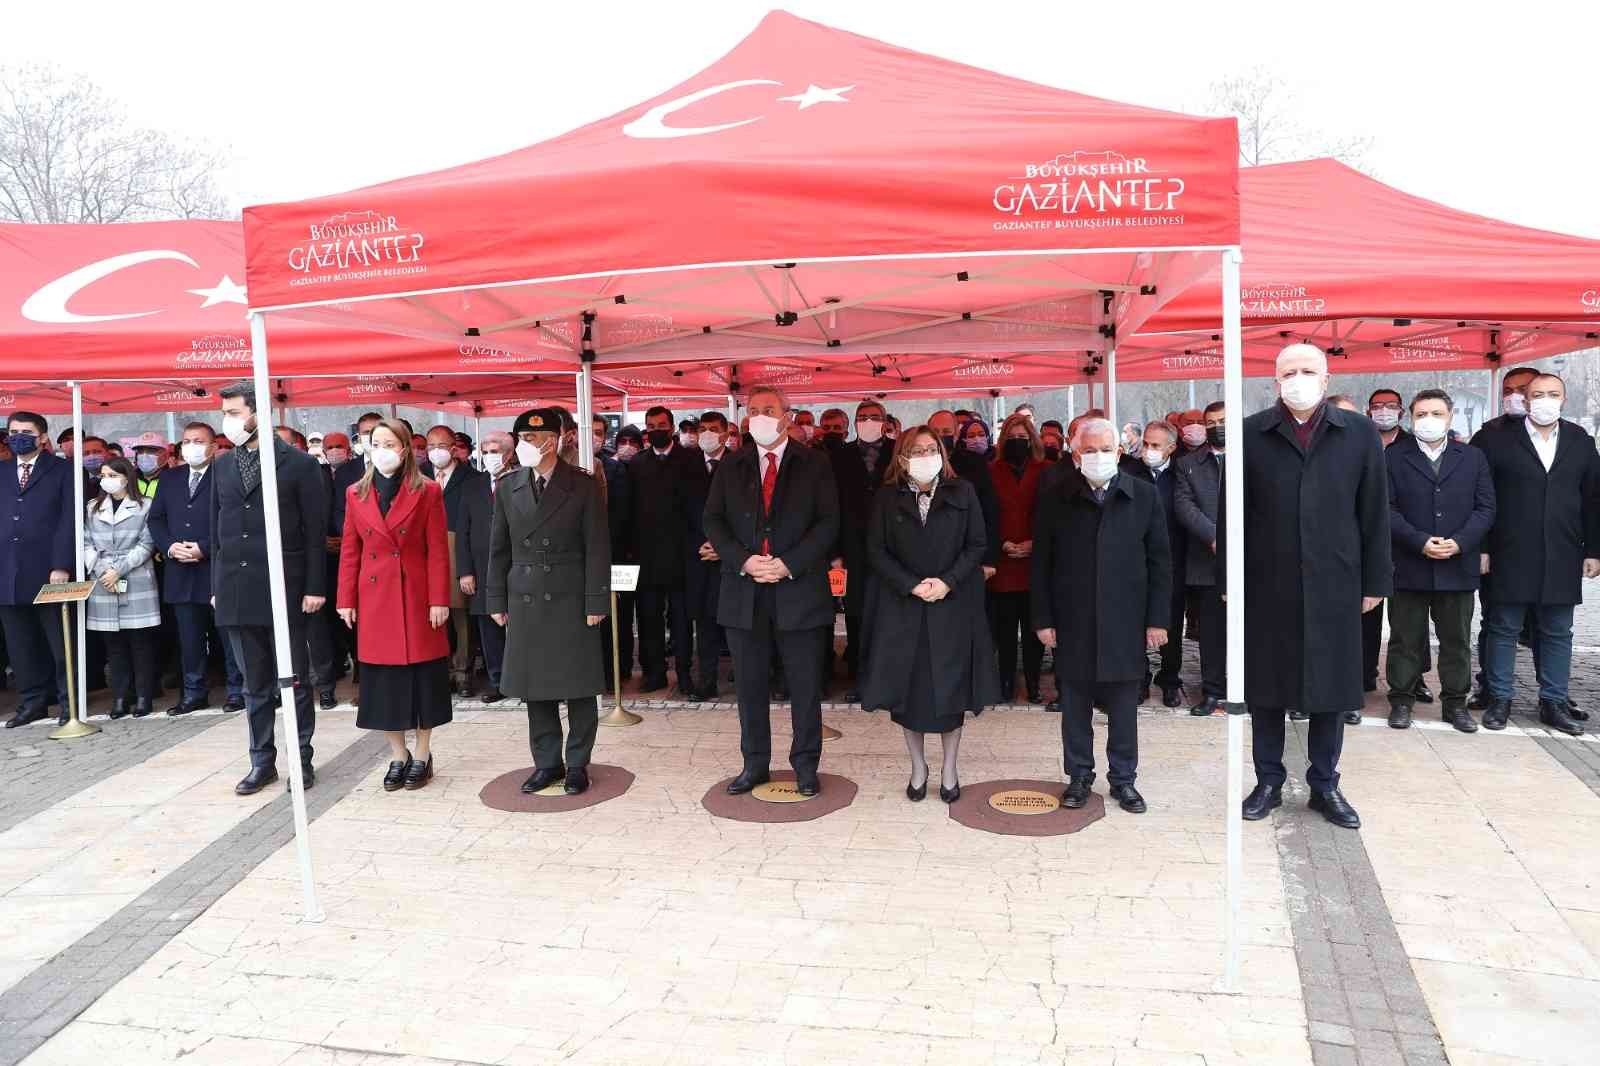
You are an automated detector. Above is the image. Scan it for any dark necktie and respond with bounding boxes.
[17,462,30,491]
[189,469,202,498]
[533,475,546,504]
[707,458,719,477]
[1092,486,1106,505]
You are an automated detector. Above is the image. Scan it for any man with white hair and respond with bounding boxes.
[1225,343,1391,830]
[1033,417,1172,814]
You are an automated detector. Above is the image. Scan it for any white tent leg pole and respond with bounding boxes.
[1067,385,1075,423]
[72,383,86,720]
[249,313,324,925]
[1106,345,1118,427]
[727,394,737,421]
[165,412,178,445]
[576,360,595,471]
[1189,380,1197,411]
[1488,366,1499,419]
[1221,247,1245,993]
[622,394,630,421]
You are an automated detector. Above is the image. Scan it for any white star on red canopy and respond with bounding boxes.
[188,275,248,309]
[778,84,855,110]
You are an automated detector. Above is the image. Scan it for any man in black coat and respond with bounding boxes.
[703,386,840,797]
[682,411,730,700]
[149,422,226,715]
[211,381,329,796]
[1475,373,1600,736]
[1123,420,1188,707]
[827,400,894,692]
[1174,401,1226,716]
[456,432,513,702]
[1229,345,1391,830]
[1361,386,1431,709]
[0,411,75,729]
[1385,389,1496,732]
[424,423,483,694]
[1033,418,1170,814]
[629,405,700,694]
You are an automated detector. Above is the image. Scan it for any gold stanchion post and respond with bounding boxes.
[50,601,98,740]
[599,589,641,727]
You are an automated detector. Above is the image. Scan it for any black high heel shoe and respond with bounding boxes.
[939,778,961,804]
[906,774,927,802]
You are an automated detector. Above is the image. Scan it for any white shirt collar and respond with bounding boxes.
[758,437,789,466]
[1526,416,1560,442]
[1417,437,1448,461]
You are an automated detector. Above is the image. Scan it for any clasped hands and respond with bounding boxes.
[167,541,205,563]
[1421,537,1460,560]
[742,554,791,583]
[910,577,950,603]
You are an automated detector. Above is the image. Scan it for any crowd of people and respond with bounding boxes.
[2,344,1594,829]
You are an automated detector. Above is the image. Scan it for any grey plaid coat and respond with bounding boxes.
[83,496,161,631]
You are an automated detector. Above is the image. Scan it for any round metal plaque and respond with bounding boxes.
[533,782,567,797]
[987,789,1061,816]
[752,780,815,804]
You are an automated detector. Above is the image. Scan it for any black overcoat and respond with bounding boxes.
[485,461,610,700]
[454,472,500,616]
[210,437,328,628]
[1387,438,1496,593]
[702,442,839,632]
[858,478,1000,712]
[1173,449,1222,586]
[1031,472,1171,683]
[1221,402,1392,713]
[1473,418,1600,605]
[827,436,893,617]
[627,444,699,585]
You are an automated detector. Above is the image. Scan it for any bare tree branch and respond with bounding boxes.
[1207,67,1373,169]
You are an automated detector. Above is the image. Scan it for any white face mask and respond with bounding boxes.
[1142,448,1168,468]
[324,448,349,466]
[1412,415,1449,443]
[1180,424,1207,448]
[354,434,370,456]
[907,455,943,484]
[1080,451,1119,484]
[679,432,697,448]
[371,447,403,476]
[221,414,254,447]
[481,452,504,475]
[181,442,210,467]
[427,447,452,469]
[856,420,884,444]
[1502,392,1527,417]
[1528,396,1562,427]
[1279,373,1326,410]
[698,429,723,454]
[1370,409,1400,431]
[515,440,544,469]
[748,415,783,448]
[615,443,639,461]
[100,476,128,496]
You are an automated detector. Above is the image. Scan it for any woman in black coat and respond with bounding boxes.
[860,427,999,803]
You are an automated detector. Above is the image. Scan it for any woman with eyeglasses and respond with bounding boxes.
[83,456,163,719]
[859,426,999,802]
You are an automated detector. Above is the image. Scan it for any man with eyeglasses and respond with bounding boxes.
[1361,388,1432,716]
[828,401,894,694]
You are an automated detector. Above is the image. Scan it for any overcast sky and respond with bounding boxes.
[6,0,1597,237]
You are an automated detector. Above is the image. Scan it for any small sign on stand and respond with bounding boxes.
[601,565,644,727]
[33,582,97,740]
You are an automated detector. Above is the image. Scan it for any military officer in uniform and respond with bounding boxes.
[486,409,611,796]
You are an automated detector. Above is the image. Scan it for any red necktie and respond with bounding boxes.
[761,451,778,553]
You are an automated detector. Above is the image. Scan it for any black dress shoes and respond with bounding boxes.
[726,768,770,795]
[1481,698,1512,731]
[300,762,316,789]
[235,766,279,795]
[403,755,433,790]
[1387,702,1413,729]
[1061,776,1094,809]
[1044,701,1060,714]
[1289,708,1310,721]
[1443,700,1478,734]
[1109,784,1146,813]
[844,688,861,704]
[1161,685,1183,709]
[1190,696,1220,717]
[1566,699,1588,721]
[1341,709,1361,726]
[1412,681,1435,704]
[4,706,48,728]
[906,775,927,802]
[697,681,719,701]
[938,778,960,804]
[1539,698,1584,737]
[223,696,245,712]
[1308,787,1361,829]
[1241,783,1282,820]
[131,699,155,718]
[563,766,590,795]
[318,690,337,710]
[167,697,207,716]
[108,699,131,721]
[675,683,703,702]
[1467,689,1488,711]
[1026,687,1043,705]
[480,688,504,705]
[796,771,820,797]
[383,753,412,791]
[639,673,669,693]
[521,766,565,793]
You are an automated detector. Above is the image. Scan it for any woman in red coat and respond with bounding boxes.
[337,419,453,791]
[989,412,1048,704]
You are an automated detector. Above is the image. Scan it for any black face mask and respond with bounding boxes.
[1002,438,1031,464]
[646,429,672,450]
[1043,445,1061,462]
[1206,425,1225,448]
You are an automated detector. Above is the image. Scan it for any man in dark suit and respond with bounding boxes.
[629,405,700,694]
[1033,417,1170,814]
[457,432,513,702]
[704,386,840,797]
[1385,389,1496,732]
[680,411,730,700]
[1229,345,1391,830]
[1123,420,1188,707]
[149,422,226,715]
[1361,386,1431,709]
[826,400,894,695]
[423,423,483,694]
[928,410,999,577]
[212,381,329,795]
[1,411,75,729]
[1174,402,1227,716]
[598,427,633,691]
[1476,373,1600,736]
[318,432,361,697]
